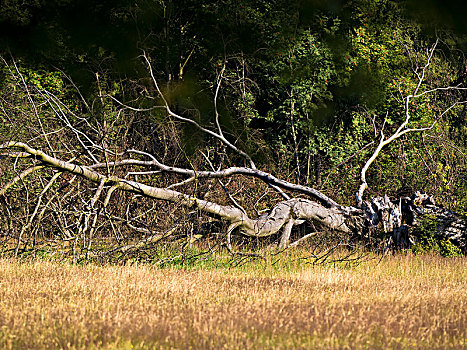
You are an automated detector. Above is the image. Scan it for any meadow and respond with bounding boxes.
[0,253,465,349]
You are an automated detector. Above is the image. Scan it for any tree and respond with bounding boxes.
[1,37,466,262]
[1,0,467,262]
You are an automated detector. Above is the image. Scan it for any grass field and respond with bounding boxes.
[0,253,465,349]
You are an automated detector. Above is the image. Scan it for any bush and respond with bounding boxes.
[411,214,462,257]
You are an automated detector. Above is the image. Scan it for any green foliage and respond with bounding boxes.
[19,66,64,95]
[412,214,462,257]
[1,0,466,212]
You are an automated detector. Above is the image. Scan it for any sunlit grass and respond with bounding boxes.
[0,253,465,349]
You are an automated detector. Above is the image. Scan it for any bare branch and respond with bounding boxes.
[15,171,62,255]
[214,63,226,138]
[201,151,247,214]
[0,141,359,253]
[356,39,467,206]
[413,39,438,95]
[0,165,45,196]
[89,151,337,207]
[142,52,257,169]
[4,56,54,153]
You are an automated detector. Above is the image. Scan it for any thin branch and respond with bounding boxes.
[413,39,438,95]
[201,151,247,214]
[288,231,322,248]
[90,153,336,207]
[0,165,45,196]
[15,171,62,256]
[166,176,197,189]
[356,39,466,206]
[142,52,257,169]
[6,57,54,153]
[322,140,375,187]
[214,63,226,138]
[41,90,99,163]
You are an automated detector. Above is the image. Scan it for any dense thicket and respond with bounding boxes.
[1,0,466,261]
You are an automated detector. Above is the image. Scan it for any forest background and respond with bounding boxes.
[1,0,467,261]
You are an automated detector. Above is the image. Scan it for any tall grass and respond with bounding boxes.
[0,253,465,349]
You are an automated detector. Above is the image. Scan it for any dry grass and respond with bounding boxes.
[0,254,465,349]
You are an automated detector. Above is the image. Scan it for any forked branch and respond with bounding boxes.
[356,40,467,206]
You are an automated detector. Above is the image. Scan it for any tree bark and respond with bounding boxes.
[1,141,465,253]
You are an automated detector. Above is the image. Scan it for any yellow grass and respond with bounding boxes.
[0,254,465,349]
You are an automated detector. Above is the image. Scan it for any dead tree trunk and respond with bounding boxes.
[1,141,465,253]
[1,42,466,259]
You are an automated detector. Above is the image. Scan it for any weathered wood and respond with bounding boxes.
[2,142,465,252]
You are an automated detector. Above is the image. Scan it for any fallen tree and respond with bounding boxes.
[0,42,466,261]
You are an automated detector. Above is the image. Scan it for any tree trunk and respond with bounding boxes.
[2,142,464,254]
